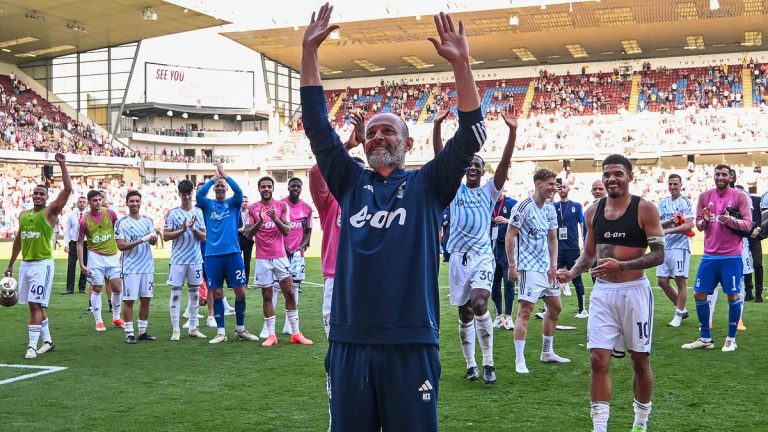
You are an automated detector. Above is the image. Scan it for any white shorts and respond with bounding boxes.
[587,277,654,354]
[743,242,754,275]
[167,263,204,287]
[122,273,154,301]
[18,259,54,308]
[656,249,691,278]
[322,277,334,316]
[87,251,121,285]
[290,255,306,282]
[253,257,292,288]
[448,252,494,306]
[517,270,561,304]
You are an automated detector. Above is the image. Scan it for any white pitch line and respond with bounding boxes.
[0,364,67,385]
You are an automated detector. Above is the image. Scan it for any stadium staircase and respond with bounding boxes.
[742,65,754,109]
[520,79,536,117]
[327,91,347,119]
[628,74,642,113]
[417,87,437,123]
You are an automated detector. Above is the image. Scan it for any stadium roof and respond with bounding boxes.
[223,0,768,79]
[0,0,228,64]
[123,102,269,121]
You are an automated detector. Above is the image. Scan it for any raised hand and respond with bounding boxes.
[215,162,227,179]
[427,12,469,65]
[500,107,518,130]
[188,215,197,229]
[266,208,277,221]
[702,206,712,223]
[54,152,66,164]
[180,218,188,231]
[345,111,365,149]
[303,3,340,50]
[434,109,450,124]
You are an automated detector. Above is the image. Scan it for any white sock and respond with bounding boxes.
[591,402,610,432]
[459,320,477,369]
[272,285,279,310]
[91,292,103,324]
[235,324,245,332]
[265,315,276,336]
[28,324,41,349]
[542,335,554,354]
[740,280,746,320]
[633,400,652,430]
[138,320,148,335]
[322,313,330,338]
[707,290,718,326]
[40,318,52,343]
[188,287,200,330]
[111,292,122,320]
[169,287,182,331]
[286,309,299,334]
[514,339,526,364]
[222,296,232,310]
[475,312,494,367]
[124,321,135,336]
[294,282,300,305]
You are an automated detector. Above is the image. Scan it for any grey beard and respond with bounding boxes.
[367,145,405,171]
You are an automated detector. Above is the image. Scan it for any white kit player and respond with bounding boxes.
[656,174,693,327]
[447,110,516,385]
[506,168,570,374]
[114,191,158,344]
[164,179,208,340]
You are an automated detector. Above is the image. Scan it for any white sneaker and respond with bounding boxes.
[235,330,259,341]
[503,316,515,330]
[170,330,180,341]
[206,316,216,328]
[38,341,55,354]
[493,315,505,329]
[681,338,714,349]
[183,310,202,319]
[562,283,572,297]
[209,333,227,344]
[540,352,571,363]
[667,314,683,327]
[575,310,589,319]
[224,307,235,316]
[721,339,737,352]
[182,320,190,329]
[282,323,292,335]
[259,324,269,339]
[534,309,547,320]
[515,361,529,374]
[188,329,207,338]
[25,347,37,359]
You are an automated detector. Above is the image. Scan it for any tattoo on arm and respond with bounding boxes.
[619,242,665,271]
[569,251,596,276]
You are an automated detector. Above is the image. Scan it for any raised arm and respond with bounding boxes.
[300,3,339,88]
[428,13,480,112]
[432,109,449,155]
[45,153,73,226]
[493,110,517,190]
[196,179,214,204]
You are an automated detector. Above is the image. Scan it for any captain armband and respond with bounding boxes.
[647,235,665,246]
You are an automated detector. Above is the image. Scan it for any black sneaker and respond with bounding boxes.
[126,335,137,344]
[534,308,546,319]
[138,333,157,341]
[465,366,480,381]
[756,294,764,303]
[482,365,496,384]
[61,291,74,295]
[745,292,755,302]
[84,306,93,315]
[681,310,690,319]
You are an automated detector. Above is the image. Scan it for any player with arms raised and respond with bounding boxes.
[4,153,72,359]
[557,154,664,432]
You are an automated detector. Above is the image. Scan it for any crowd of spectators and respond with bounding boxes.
[529,68,629,117]
[750,59,767,106]
[638,62,744,113]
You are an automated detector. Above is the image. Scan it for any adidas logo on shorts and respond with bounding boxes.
[418,380,433,402]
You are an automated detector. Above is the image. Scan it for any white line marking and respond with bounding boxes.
[0,364,67,385]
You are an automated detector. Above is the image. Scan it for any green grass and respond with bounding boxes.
[1,254,767,431]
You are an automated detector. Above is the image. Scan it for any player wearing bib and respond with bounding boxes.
[246,176,312,347]
[554,182,587,317]
[115,191,158,344]
[78,189,124,332]
[164,180,208,340]
[302,7,485,430]
[557,154,664,432]
[196,163,258,344]
[682,164,751,353]
[506,169,569,374]
[656,174,694,327]
[445,110,516,384]
[5,153,72,359]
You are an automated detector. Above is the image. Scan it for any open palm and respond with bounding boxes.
[428,12,469,64]
[500,107,518,130]
[303,3,340,49]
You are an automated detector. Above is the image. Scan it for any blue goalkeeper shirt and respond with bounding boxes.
[195,177,242,257]
[301,85,486,345]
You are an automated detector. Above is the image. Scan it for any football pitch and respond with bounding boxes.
[1,255,766,431]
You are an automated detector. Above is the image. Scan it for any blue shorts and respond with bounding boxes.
[204,252,247,289]
[694,256,742,295]
[326,342,440,432]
